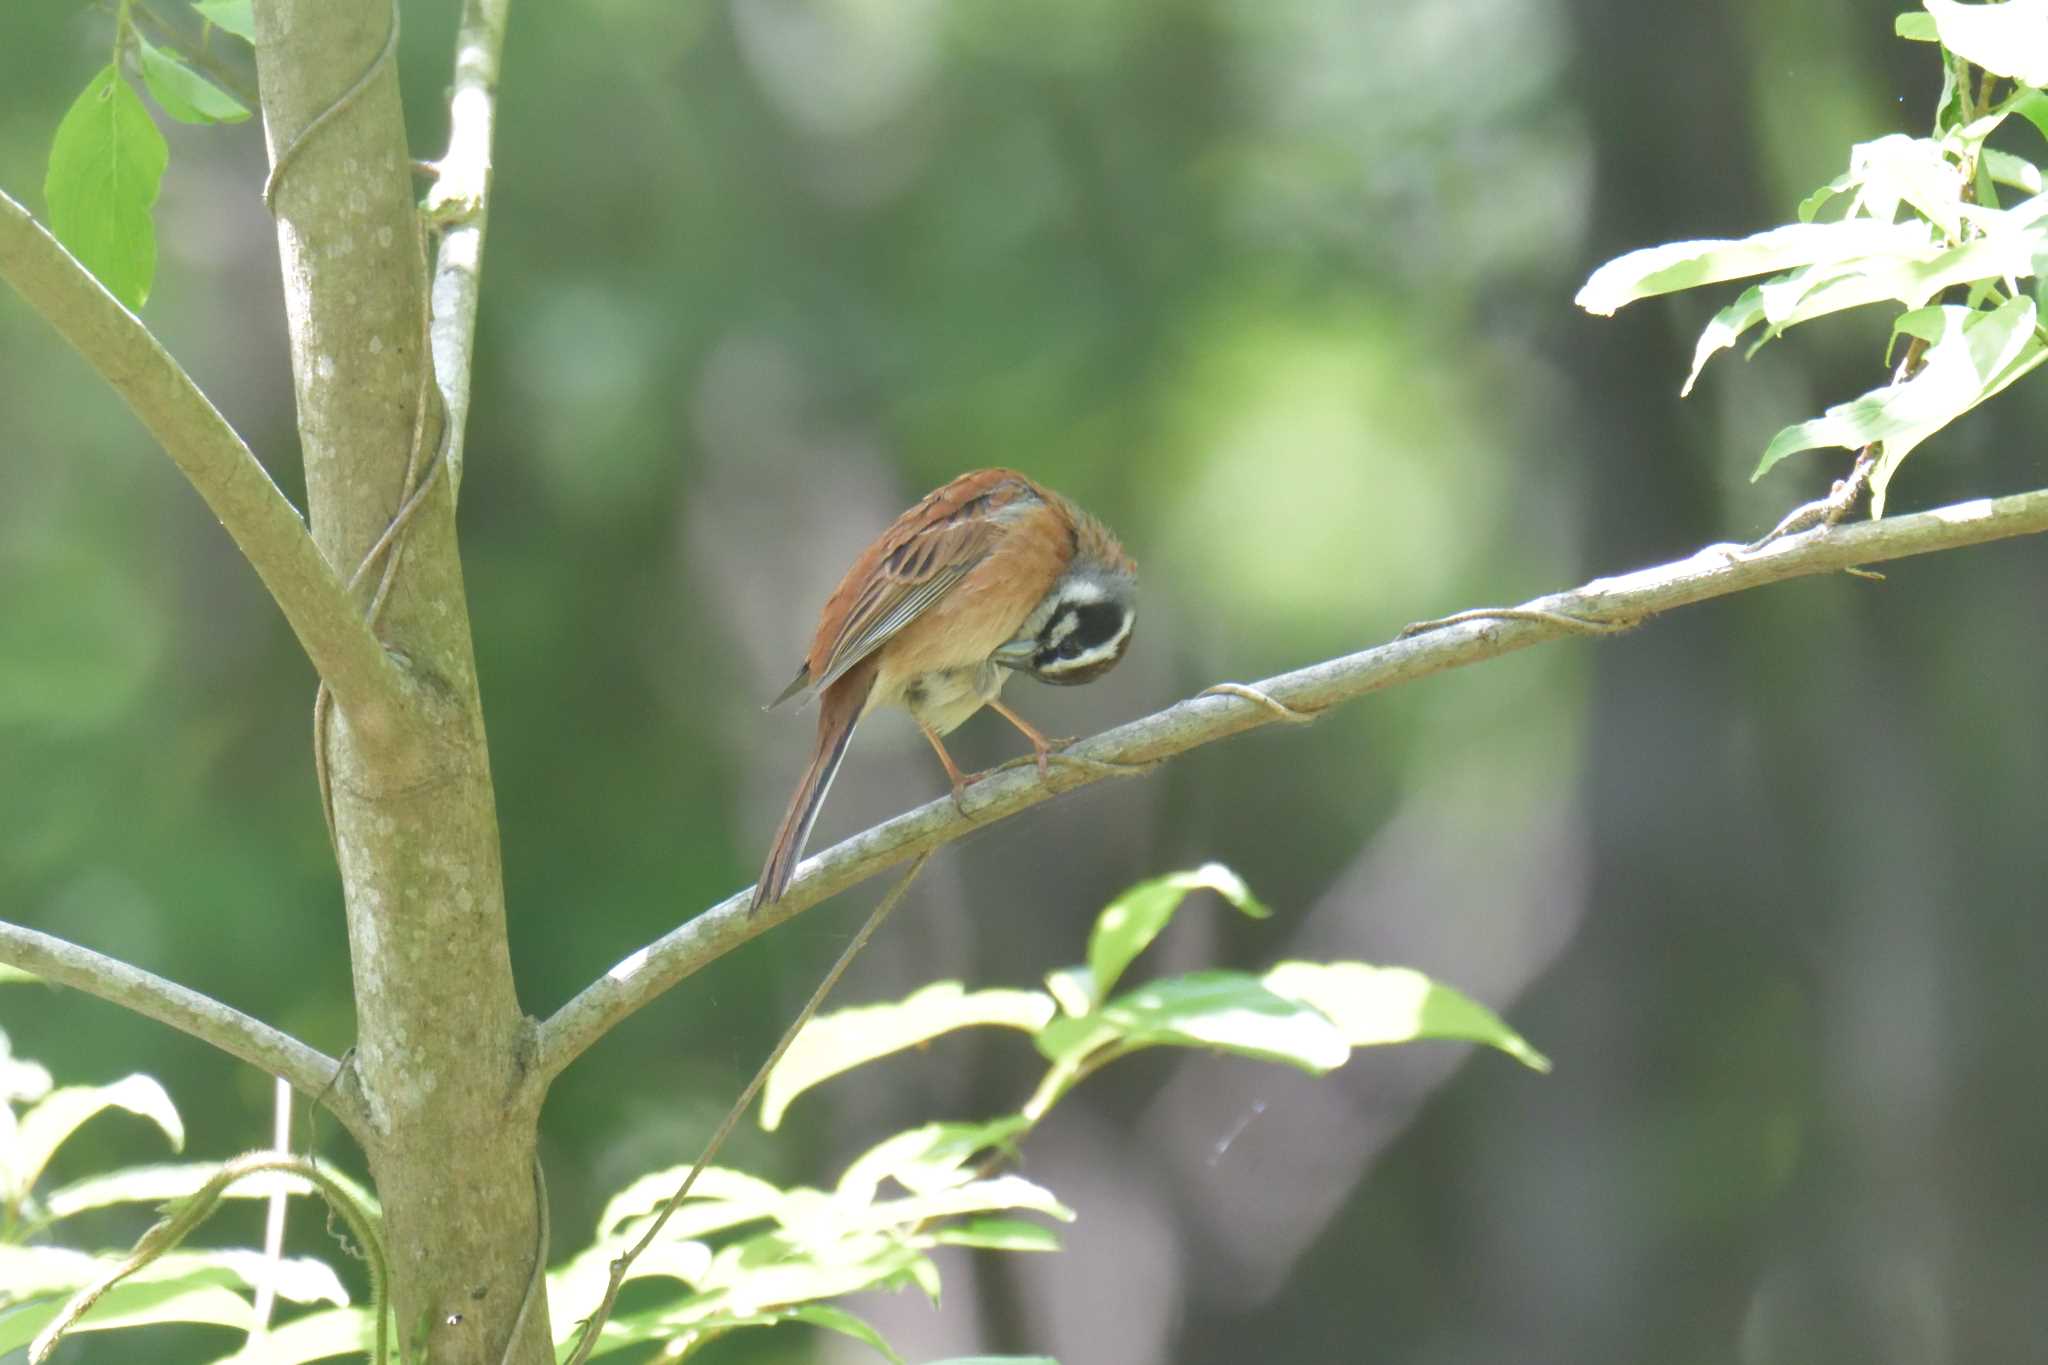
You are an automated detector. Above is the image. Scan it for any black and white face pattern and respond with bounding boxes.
[1020,574,1136,685]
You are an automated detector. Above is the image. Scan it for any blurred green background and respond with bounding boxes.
[7,0,2048,1361]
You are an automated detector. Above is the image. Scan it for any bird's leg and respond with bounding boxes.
[917,720,974,814]
[986,698,1068,778]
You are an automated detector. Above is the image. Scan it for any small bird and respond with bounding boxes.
[752,468,1137,911]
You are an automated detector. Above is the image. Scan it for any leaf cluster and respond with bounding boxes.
[3,867,1542,1364]
[43,0,254,310]
[1577,2,2048,515]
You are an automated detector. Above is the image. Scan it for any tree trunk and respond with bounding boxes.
[250,2,549,1359]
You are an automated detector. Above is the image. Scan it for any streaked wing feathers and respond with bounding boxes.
[812,512,1001,691]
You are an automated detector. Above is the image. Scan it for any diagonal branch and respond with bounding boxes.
[0,188,411,744]
[0,919,370,1144]
[529,485,2048,1086]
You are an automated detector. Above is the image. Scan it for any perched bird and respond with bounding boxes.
[752,468,1137,911]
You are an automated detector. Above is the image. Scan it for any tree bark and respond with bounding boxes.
[250,2,548,1359]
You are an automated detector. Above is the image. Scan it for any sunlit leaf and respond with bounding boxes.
[1263,961,1551,1071]
[1031,1012,1119,1064]
[142,1250,348,1307]
[0,1244,101,1300]
[1092,972,1351,1072]
[692,1229,932,1307]
[932,1217,1064,1252]
[1896,11,1939,40]
[6,1074,183,1199]
[1576,220,1935,315]
[590,1301,909,1363]
[193,0,257,42]
[209,1306,377,1365]
[44,65,166,310]
[1924,0,2048,86]
[1984,149,2044,196]
[1767,229,2043,331]
[594,1165,785,1240]
[834,1118,1029,1205]
[1042,965,1094,1017]
[860,1175,1072,1233]
[1685,284,1767,394]
[2011,89,2048,144]
[0,1033,53,1105]
[0,1277,253,1354]
[783,1304,907,1364]
[1850,133,1966,238]
[44,1162,318,1222]
[761,984,1055,1130]
[1085,864,1270,1007]
[1756,296,2048,512]
[135,33,250,124]
[0,1244,346,1316]
[546,1237,716,1340]
[1798,171,1856,223]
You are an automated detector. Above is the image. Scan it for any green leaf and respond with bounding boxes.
[834,1118,1030,1205]
[783,1304,907,1364]
[932,1217,1064,1252]
[209,1307,377,1365]
[1924,0,2048,86]
[0,1244,102,1300]
[1263,961,1551,1072]
[1085,864,1270,1007]
[0,1244,346,1313]
[1848,133,1966,240]
[5,1074,183,1200]
[761,984,1056,1130]
[1042,964,1094,1016]
[1032,1012,1121,1064]
[1890,305,1950,348]
[0,1276,253,1354]
[1576,220,1935,315]
[1092,971,1352,1072]
[1684,284,1767,394]
[2010,89,2048,144]
[593,1164,786,1241]
[137,1250,348,1307]
[1767,228,2043,330]
[1896,10,1939,40]
[1985,148,2045,196]
[44,65,167,310]
[135,33,250,124]
[193,0,258,42]
[1797,171,1855,223]
[1756,297,2048,512]
[44,1161,318,1222]
[0,1033,53,1104]
[864,1174,1073,1232]
[692,1229,934,1306]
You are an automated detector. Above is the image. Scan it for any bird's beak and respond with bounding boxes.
[990,639,1036,670]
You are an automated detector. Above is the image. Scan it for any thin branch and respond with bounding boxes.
[0,919,370,1144]
[530,485,2048,1086]
[0,188,412,745]
[423,0,509,500]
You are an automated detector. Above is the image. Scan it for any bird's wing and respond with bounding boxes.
[809,473,1036,692]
